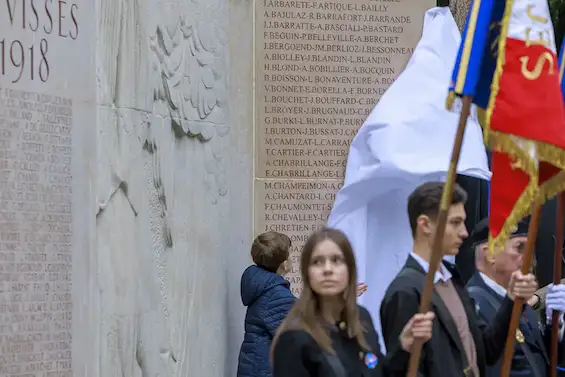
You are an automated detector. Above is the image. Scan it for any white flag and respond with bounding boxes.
[327,6,491,352]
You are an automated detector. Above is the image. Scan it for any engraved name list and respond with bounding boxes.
[255,0,426,293]
[0,1,80,376]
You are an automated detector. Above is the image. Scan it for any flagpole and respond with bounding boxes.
[405,95,472,377]
[499,201,542,377]
[550,193,564,377]
[552,37,565,377]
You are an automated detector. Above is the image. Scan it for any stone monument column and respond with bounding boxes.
[0,0,97,376]
[1,1,469,376]
[253,0,434,294]
[2,0,251,376]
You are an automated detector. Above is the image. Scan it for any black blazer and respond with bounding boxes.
[272,305,409,377]
[380,255,514,377]
[467,273,565,377]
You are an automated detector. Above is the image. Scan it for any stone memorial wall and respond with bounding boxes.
[0,0,95,376]
[254,0,434,294]
[0,0,442,375]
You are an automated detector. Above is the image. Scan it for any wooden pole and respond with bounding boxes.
[550,193,565,377]
[499,202,543,377]
[405,95,472,377]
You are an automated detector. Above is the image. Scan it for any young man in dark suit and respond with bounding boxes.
[380,182,539,377]
[468,218,565,377]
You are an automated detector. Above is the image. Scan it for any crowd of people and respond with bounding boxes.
[236,181,565,377]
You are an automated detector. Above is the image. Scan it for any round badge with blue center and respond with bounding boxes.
[364,352,378,369]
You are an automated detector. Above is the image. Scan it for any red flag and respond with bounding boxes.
[489,151,532,249]
[484,1,565,251]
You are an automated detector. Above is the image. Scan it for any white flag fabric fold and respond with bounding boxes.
[327,6,491,352]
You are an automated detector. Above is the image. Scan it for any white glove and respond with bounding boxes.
[545,284,565,324]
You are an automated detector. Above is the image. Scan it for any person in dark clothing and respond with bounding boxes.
[455,174,490,283]
[380,182,539,377]
[467,218,565,377]
[272,228,435,377]
[531,279,565,322]
[237,231,296,377]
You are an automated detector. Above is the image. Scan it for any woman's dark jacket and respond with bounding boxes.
[272,305,409,377]
[237,265,296,377]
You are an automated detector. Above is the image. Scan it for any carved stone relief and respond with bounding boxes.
[95,1,231,376]
[150,17,227,141]
[148,16,228,203]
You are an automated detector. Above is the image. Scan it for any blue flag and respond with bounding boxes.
[450,0,565,250]
[446,0,501,235]
[447,0,506,112]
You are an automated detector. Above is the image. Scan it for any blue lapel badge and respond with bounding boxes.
[364,352,378,369]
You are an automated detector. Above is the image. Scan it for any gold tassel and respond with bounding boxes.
[446,92,456,110]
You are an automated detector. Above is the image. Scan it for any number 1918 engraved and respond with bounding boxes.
[0,38,50,84]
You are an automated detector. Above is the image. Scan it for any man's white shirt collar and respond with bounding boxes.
[410,252,452,283]
[479,272,564,339]
[479,272,508,297]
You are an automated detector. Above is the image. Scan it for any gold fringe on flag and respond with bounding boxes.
[484,131,539,256]
[481,0,565,257]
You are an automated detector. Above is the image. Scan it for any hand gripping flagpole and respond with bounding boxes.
[550,194,564,377]
[405,95,472,377]
[499,201,543,377]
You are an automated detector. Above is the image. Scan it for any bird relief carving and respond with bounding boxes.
[149,17,226,141]
[147,19,228,209]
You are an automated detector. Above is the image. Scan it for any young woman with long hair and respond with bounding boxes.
[271,227,434,377]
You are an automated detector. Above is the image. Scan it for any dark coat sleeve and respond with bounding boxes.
[470,293,515,365]
[380,287,426,377]
[467,289,503,376]
[262,286,295,338]
[272,331,312,377]
[359,306,410,377]
[542,320,565,377]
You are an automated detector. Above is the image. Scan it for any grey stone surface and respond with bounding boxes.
[2,0,252,376]
[450,0,473,31]
[94,1,252,377]
[0,0,437,376]
[0,1,97,377]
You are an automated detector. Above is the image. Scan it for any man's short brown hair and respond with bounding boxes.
[251,231,291,272]
[407,181,468,236]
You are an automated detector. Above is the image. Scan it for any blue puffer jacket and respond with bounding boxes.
[237,265,296,377]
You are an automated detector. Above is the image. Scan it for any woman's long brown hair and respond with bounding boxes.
[271,227,370,355]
